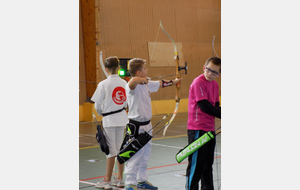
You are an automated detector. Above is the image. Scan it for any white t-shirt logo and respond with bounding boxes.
[112,86,126,105]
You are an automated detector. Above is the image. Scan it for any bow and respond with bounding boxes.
[158,21,187,138]
[212,36,219,58]
[79,52,108,85]
[100,51,109,78]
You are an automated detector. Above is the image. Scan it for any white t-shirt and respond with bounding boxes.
[125,80,160,122]
[91,75,128,127]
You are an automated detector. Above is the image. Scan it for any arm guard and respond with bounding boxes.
[161,80,173,88]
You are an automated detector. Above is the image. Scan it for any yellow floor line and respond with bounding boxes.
[152,134,187,140]
[79,145,98,150]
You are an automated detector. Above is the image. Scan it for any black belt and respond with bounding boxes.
[129,119,151,126]
[102,107,125,117]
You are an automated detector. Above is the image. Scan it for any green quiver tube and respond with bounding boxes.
[175,132,214,163]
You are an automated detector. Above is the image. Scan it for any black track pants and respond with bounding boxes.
[186,130,216,190]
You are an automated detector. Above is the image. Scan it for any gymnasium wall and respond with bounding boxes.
[79,0,221,120]
[79,0,87,105]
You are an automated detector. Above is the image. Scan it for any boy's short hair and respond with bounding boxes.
[105,56,119,73]
[128,58,146,76]
[205,57,221,73]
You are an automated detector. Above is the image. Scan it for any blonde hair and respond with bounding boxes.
[128,58,146,76]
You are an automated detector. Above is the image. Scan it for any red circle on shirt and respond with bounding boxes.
[112,86,126,105]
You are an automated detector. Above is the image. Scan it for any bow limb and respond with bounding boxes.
[159,21,181,138]
[100,51,109,78]
[212,36,219,58]
[159,21,178,55]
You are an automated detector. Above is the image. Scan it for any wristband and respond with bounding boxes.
[161,80,173,88]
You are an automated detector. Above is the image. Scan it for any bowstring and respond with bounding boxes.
[149,22,161,67]
[149,22,161,115]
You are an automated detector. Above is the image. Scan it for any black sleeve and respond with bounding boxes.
[197,100,221,119]
[215,101,220,108]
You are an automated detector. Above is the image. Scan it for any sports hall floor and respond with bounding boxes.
[79,112,221,190]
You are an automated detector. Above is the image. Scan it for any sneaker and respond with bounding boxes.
[125,184,138,190]
[112,178,125,187]
[137,181,158,190]
[95,179,113,189]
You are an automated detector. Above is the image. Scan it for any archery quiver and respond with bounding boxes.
[175,131,215,163]
[117,116,169,164]
[117,122,153,164]
[95,120,110,155]
[119,123,139,150]
[117,131,152,164]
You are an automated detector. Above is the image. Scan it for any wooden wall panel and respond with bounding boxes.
[90,0,221,100]
[128,2,154,42]
[95,0,103,83]
[98,0,132,57]
[174,1,198,43]
[81,0,97,100]
[196,9,221,42]
[79,0,87,105]
[196,0,221,10]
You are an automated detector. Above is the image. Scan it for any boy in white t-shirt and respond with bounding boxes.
[124,58,182,190]
[91,56,128,189]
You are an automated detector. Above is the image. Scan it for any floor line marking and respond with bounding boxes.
[79,135,187,150]
[80,134,96,137]
[80,145,99,150]
[79,180,123,189]
[80,156,220,181]
[80,133,220,150]
[153,134,187,140]
[151,143,183,149]
[79,181,95,185]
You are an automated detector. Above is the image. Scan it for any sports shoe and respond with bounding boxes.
[95,179,113,189]
[125,184,138,190]
[112,178,125,187]
[137,181,158,190]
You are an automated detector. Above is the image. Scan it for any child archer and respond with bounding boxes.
[124,58,182,190]
[186,57,221,190]
[91,56,128,189]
